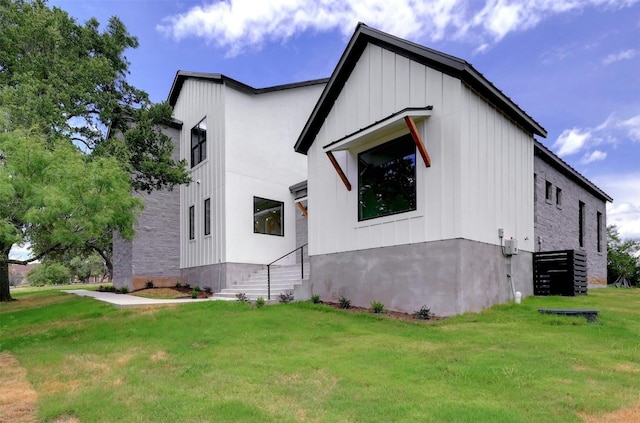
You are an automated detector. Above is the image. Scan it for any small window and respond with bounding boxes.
[204,198,211,236]
[191,117,207,167]
[534,174,537,202]
[597,211,603,252]
[358,134,416,221]
[556,187,562,206]
[254,197,284,236]
[188,205,195,240]
[545,181,552,201]
[579,201,585,248]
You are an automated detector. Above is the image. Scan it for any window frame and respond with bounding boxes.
[357,133,417,222]
[556,187,562,207]
[545,181,553,202]
[579,201,585,248]
[597,211,603,253]
[253,196,284,237]
[204,198,211,236]
[188,205,195,240]
[190,117,207,168]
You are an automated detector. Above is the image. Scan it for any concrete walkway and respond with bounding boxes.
[63,289,234,308]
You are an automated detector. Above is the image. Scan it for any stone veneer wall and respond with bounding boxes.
[534,155,607,286]
[309,238,532,316]
[112,125,182,291]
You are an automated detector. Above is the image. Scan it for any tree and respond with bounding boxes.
[607,225,640,286]
[26,262,71,286]
[0,0,190,297]
[0,128,142,301]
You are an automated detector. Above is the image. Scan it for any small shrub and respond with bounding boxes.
[414,305,433,320]
[145,280,154,289]
[191,289,198,299]
[311,294,321,304]
[338,296,351,309]
[116,286,129,294]
[183,283,191,290]
[194,286,200,292]
[202,286,212,294]
[255,297,266,308]
[371,301,385,314]
[279,291,295,304]
[175,281,182,288]
[236,292,248,302]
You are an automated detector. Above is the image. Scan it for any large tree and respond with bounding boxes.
[607,225,640,286]
[0,0,190,297]
[0,128,142,301]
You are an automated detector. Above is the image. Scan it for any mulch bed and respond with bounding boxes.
[321,301,445,323]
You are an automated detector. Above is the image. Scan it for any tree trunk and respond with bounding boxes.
[0,249,13,302]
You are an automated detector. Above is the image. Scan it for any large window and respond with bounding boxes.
[204,198,211,236]
[191,117,207,167]
[188,205,195,240]
[254,197,284,236]
[358,134,416,221]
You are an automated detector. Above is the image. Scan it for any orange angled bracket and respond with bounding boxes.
[326,151,352,191]
[404,116,431,167]
[296,201,308,217]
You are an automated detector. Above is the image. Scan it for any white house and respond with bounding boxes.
[114,24,611,315]
[294,24,547,316]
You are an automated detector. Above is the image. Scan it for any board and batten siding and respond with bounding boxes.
[175,79,226,269]
[308,43,534,256]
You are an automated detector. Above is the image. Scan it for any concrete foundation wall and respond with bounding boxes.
[180,262,265,293]
[309,238,532,316]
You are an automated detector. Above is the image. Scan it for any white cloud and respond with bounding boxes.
[553,112,640,157]
[619,115,640,142]
[553,128,591,156]
[603,49,638,65]
[581,149,607,164]
[156,0,640,57]
[598,173,640,239]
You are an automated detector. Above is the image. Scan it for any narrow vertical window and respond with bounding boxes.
[556,187,562,206]
[579,201,585,248]
[191,117,207,167]
[204,198,211,236]
[597,211,603,253]
[189,205,195,240]
[534,174,537,203]
[545,181,552,201]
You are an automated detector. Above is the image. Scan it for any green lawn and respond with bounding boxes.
[1,287,640,422]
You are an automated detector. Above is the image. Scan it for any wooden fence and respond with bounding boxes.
[533,250,588,296]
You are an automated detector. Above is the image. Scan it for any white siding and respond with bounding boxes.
[308,44,535,256]
[175,79,226,269]
[223,84,323,264]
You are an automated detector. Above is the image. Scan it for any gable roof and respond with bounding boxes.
[534,140,612,203]
[295,23,547,154]
[168,71,329,107]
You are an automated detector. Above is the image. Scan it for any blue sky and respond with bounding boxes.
[44,0,640,241]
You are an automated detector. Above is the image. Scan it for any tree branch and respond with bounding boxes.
[7,243,64,265]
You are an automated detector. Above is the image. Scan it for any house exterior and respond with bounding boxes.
[534,141,611,286]
[294,24,547,316]
[169,73,325,291]
[113,24,611,315]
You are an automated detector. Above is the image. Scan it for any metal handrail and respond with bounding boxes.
[267,243,308,300]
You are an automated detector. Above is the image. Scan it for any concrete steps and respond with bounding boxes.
[212,263,308,301]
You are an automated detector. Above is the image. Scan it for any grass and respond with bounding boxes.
[1,288,640,422]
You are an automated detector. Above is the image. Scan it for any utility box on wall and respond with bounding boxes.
[504,239,518,255]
